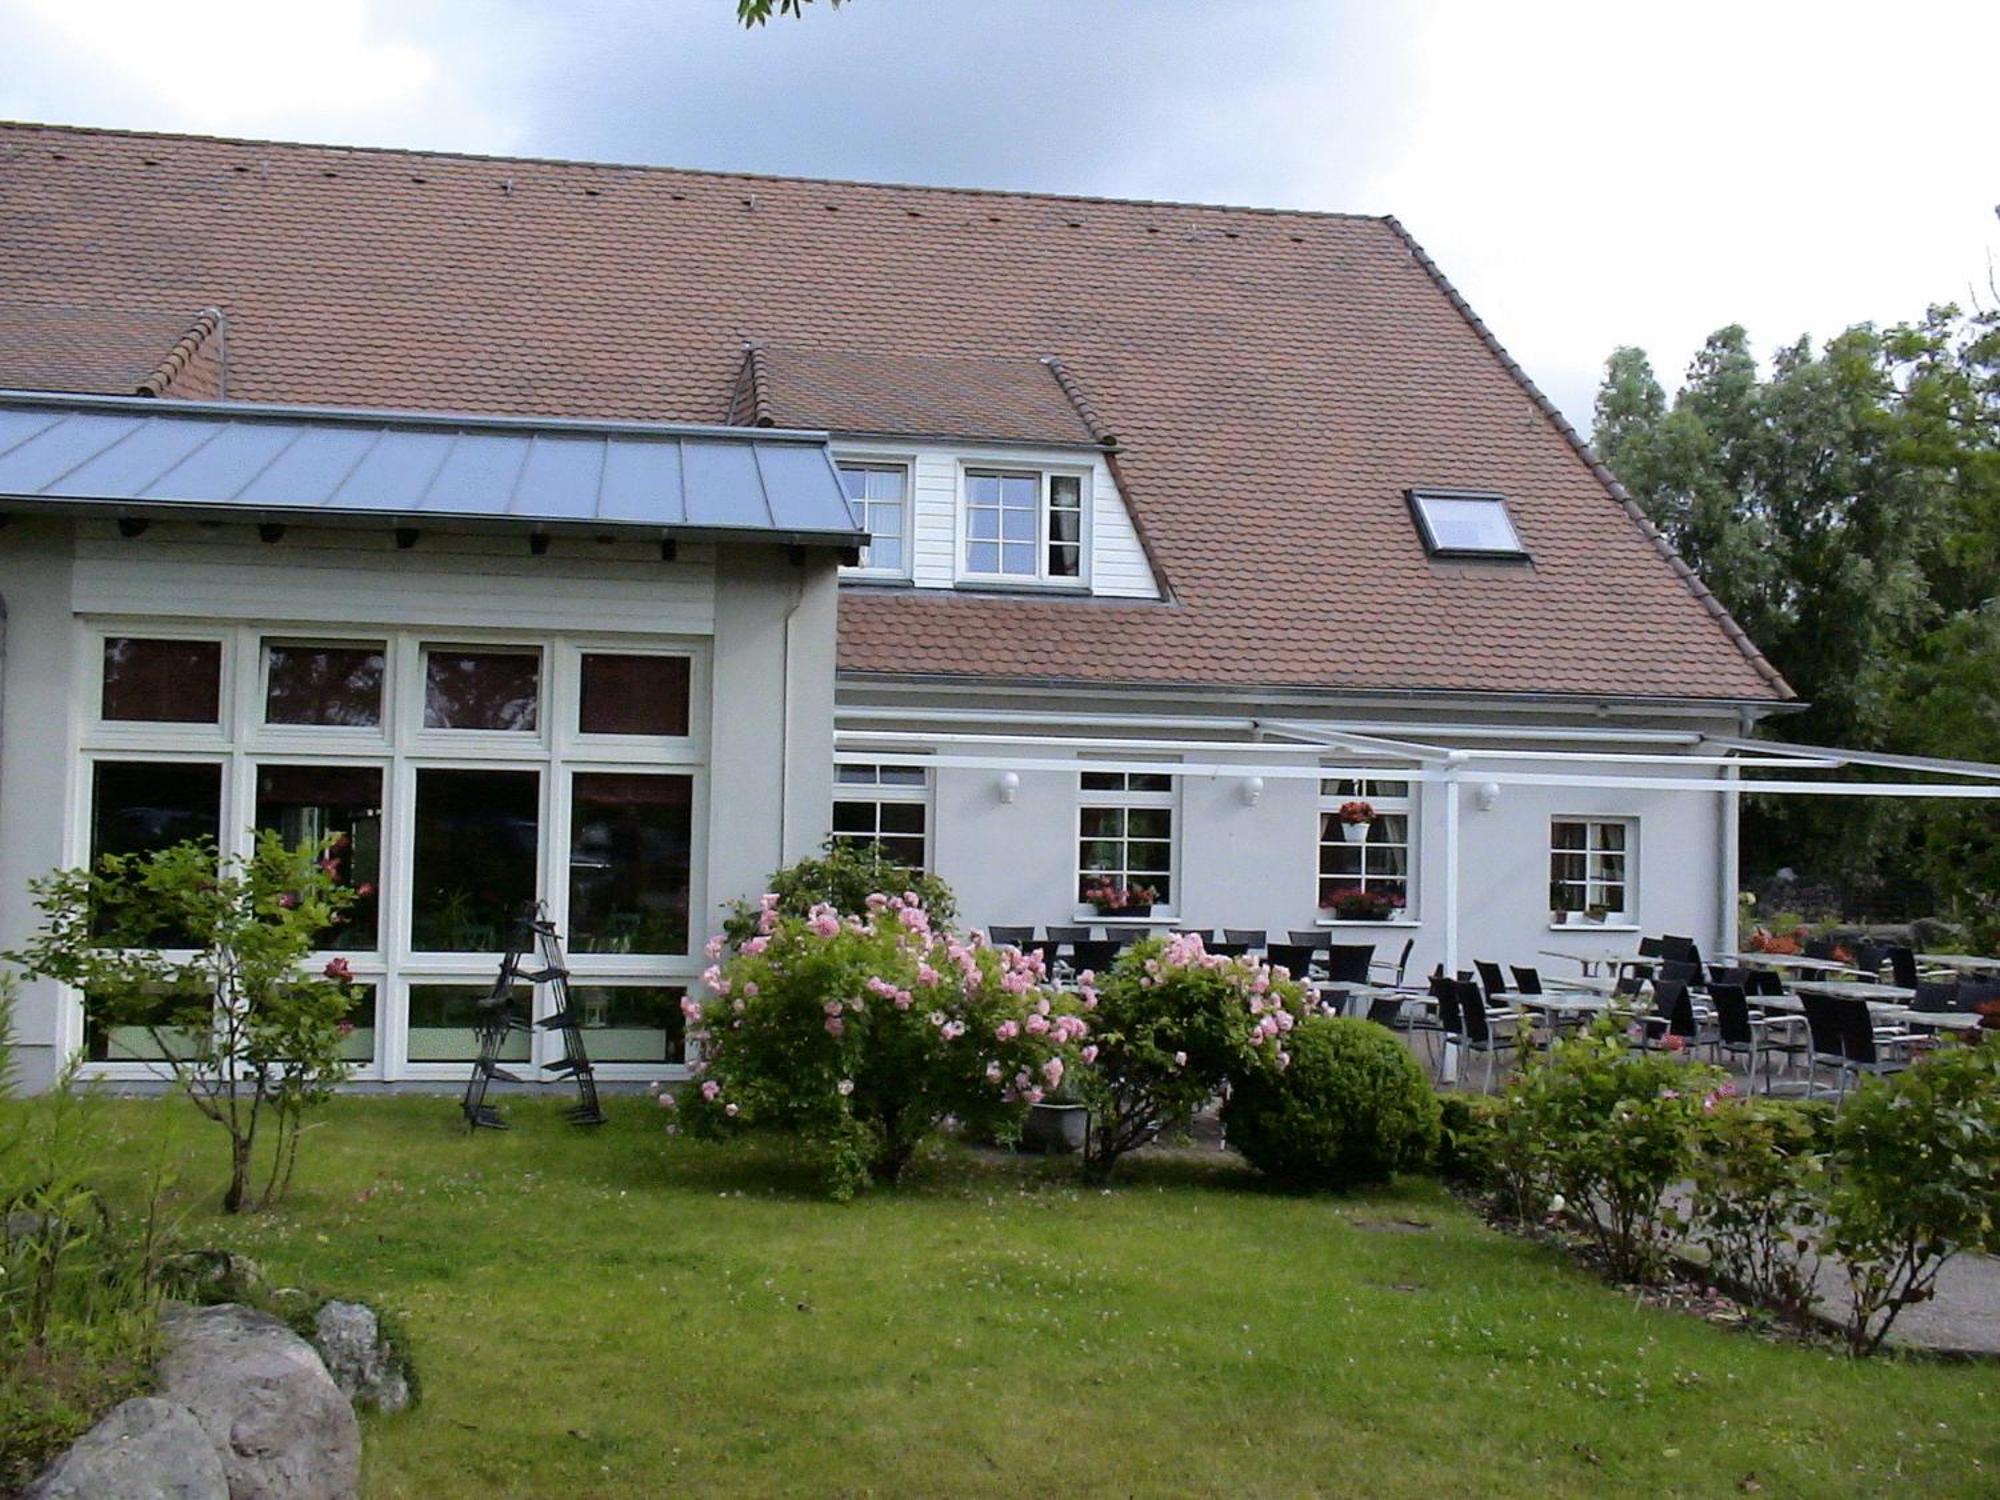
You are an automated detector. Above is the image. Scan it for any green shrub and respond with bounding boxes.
[1069,934,1309,1181]
[678,890,1074,1198]
[1688,1099,1827,1327]
[1434,1092,1501,1187]
[1221,1016,1439,1189]
[1499,1018,1727,1283]
[1825,1039,2000,1354]
[720,838,956,947]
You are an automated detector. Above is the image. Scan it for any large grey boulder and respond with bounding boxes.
[24,1396,228,1500]
[313,1299,411,1413]
[158,1304,361,1500]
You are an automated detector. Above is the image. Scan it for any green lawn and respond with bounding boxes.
[50,1095,2000,1497]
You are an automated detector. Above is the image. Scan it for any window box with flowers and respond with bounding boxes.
[1324,886,1402,923]
[1083,880,1157,920]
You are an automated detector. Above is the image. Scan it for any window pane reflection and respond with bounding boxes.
[423,647,540,731]
[411,769,540,952]
[254,764,383,950]
[265,644,384,727]
[578,654,691,737]
[407,984,527,1064]
[568,773,692,954]
[84,985,209,1062]
[567,985,686,1063]
[102,638,221,723]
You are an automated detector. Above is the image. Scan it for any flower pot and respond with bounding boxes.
[1094,902,1152,919]
[1022,1102,1089,1154]
[1340,821,1370,844]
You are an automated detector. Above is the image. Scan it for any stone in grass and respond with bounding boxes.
[158,1303,361,1500]
[313,1300,412,1413]
[24,1396,229,1500]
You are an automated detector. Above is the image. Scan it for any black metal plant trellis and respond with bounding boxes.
[461,903,607,1130]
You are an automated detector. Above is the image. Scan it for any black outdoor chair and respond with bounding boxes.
[1804,935,1839,961]
[1745,968,1787,999]
[1069,940,1121,975]
[1958,979,2000,1013]
[1658,958,1704,989]
[1474,960,1512,1006]
[1454,979,1519,1092]
[986,925,1035,948]
[1265,943,1321,980]
[1286,930,1331,952]
[1909,979,1959,1013]
[1800,992,1852,1099]
[1371,936,1415,987]
[1888,946,1921,991]
[1706,964,1748,989]
[1509,965,1544,996]
[1836,996,1917,1091]
[1026,939,1063,975]
[1659,934,1697,963]
[1637,936,1667,960]
[1046,925,1093,944]
[1110,928,1145,949]
[1222,928,1267,948]
[1365,996,1406,1029]
[1613,973,1649,1000]
[1325,943,1374,984]
[1640,979,1709,1054]
[1207,939,1252,958]
[1710,982,1806,1092]
[1429,975,1463,1084]
[1849,941,1890,980]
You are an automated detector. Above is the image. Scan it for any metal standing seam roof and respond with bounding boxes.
[0,391,866,546]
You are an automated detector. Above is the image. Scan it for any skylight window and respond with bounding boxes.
[1407,489,1528,559]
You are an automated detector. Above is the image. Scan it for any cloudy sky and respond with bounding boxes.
[3,0,1994,429]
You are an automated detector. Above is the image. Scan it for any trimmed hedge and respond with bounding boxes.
[1221,1015,1440,1189]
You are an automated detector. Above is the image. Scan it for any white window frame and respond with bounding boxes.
[1075,765,1178,921]
[1316,776,1419,924]
[1549,816,1637,926]
[956,461,1092,588]
[835,458,914,580]
[66,620,710,1085]
[831,761,932,871]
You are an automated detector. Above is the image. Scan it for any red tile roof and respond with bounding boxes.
[0,122,1789,703]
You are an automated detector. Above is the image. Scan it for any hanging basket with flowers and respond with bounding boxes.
[1336,799,1375,844]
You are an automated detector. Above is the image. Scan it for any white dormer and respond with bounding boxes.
[834,440,1159,600]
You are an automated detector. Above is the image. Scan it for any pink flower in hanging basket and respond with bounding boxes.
[1336,800,1376,826]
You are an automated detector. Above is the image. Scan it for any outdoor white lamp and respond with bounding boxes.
[1474,780,1502,812]
[1241,775,1264,807]
[998,771,1020,805]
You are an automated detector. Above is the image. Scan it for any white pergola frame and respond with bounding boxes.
[836,707,2000,976]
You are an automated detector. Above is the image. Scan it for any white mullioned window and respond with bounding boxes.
[831,762,931,870]
[1318,777,1416,919]
[71,623,709,1081]
[1549,817,1635,920]
[962,466,1086,583]
[837,461,910,576]
[1077,768,1175,911]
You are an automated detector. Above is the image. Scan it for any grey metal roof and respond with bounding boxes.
[0,391,865,547]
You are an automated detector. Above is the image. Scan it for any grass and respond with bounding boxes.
[24,1093,2000,1497]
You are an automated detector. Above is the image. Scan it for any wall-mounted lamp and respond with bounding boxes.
[1241,775,1264,807]
[1474,781,1502,812]
[998,771,1020,805]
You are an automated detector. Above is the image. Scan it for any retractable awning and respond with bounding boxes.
[0,391,865,549]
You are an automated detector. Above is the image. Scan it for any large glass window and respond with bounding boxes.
[254,764,384,950]
[1318,778,1415,918]
[411,769,541,952]
[91,761,222,863]
[407,983,528,1064]
[568,773,693,954]
[1077,769,1174,908]
[101,637,221,723]
[83,985,209,1063]
[578,653,690,737]
[566,984,686,1064]
[422,646,540,731]
[963,468,1086,582]
[265,642,384,727]
[1550,818,1634,920]
[838,462,909,575]
[832,763,928,869]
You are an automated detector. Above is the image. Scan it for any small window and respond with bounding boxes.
[254,764,385,951]
[832,763,929,869]
[565,984,687,1064]
[1318,777,1415,918]
[410,768,541,951]
[101,637,221,723]
[1408,489,1527,558]
[578,654,691,737]
[568,773,694,955]
[264,642,384,728]
[1550,818,1634,921]
[407,984,528,1064]
[838,463,909,574]
[422,646,540,731]
[1078,769,1175,909]
[964,468,1088,583]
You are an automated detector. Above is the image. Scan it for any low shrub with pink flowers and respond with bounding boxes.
[674,889,1081,1198]
[1068,933,1311,1181]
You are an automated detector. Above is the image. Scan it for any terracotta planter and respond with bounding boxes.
[1022,1102,1089,1154]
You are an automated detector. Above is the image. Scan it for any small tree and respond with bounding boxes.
[10,833,357,1212]
[1825,1040,2000,1354]
[1688,1099,1828,1328]
[1071,934,1308,1181]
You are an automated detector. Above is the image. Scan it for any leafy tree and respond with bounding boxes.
[8,834,358,1212]
[737,0,844,24]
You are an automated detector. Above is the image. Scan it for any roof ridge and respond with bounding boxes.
[0,119,1394,226]
[134,305,226,398]
[729,343,776,427]
[1380,216,1796,703]
[1040,356,1116,447]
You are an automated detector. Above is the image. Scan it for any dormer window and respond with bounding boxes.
[838,461,910,576]
[1408,488,1528,559]
[963,467,1085,583]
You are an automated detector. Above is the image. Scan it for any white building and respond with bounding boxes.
[0,124,1831,1090]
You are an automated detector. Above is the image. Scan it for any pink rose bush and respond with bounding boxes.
[677,890,1078,1198]
[1067,933,1310,1180]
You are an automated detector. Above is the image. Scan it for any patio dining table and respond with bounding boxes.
[1723,953,1863,977]
[1536,947,1643,978]
[1915,952,2000,976]
[1787,980,1918,1005]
